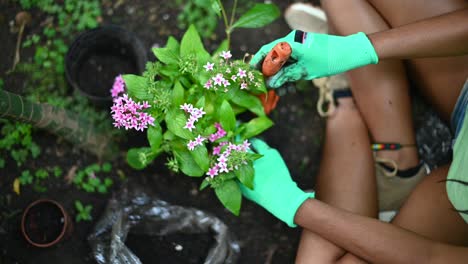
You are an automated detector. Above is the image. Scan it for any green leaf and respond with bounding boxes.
[231,4,280,29]
[97,185,107,193]
[234,164,254,190]
[126,147,154,170]
[166,36,180,52]
[152,47,179,65]
[214,179,242,216]
[241,116,274,139]
[101,162,112,173]
[180,24,210,63]
[122,74,151,100]
[104,178,113,187]
[172,81,185,106]
[230,90,265,116]
[199,178,210,190]
[219,100,236,132]
[165,109,193,140]
[75,200,84,211]
[147,123,163,152]
[190,144,210,171]
[173,148,204,177]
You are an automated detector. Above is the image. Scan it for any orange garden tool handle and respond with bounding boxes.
[261,42,292,77]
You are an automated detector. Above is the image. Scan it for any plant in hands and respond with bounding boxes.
[110,21,279,215]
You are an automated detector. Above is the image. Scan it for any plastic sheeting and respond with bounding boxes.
[88,184,240,264]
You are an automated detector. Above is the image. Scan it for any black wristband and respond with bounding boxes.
[294,30,305,43]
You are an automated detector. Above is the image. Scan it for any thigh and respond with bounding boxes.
[391,165,468,246]
[368,0,468,122]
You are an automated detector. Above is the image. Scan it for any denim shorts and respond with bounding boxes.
[447,79,468,224]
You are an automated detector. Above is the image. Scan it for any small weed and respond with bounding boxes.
[74,200,92,222]
[73,163,113,194]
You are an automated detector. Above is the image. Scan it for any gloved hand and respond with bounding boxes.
[250,30,379,88]
[239,138,314,227]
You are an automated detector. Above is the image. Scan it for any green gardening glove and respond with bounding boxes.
[250,30,379,88]
[239,138,314,227]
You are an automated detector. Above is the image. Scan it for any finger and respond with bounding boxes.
[250,138,271,154]
[288,42,304,61]
[267,64,305,88]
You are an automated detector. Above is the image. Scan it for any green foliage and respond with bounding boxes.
[122,24,274,215]
[18,166,64,192]
[74,200,92,222]
[0,120,40,168]
[73,163,113,193]
[175,0,221,38]
[15,0,112,132]
[174,0,279,48]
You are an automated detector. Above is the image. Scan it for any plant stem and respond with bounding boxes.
[217,0,231,49]
[229,0,238,28]
[0,89,117,160]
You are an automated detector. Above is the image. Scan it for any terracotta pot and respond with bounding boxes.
[21,199,73,248]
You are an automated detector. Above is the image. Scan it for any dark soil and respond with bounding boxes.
[77,53,137,98]
[0,0,446,264]
[126,233,214,264]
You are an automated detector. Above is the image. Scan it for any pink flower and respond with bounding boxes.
[222,79,230,87]
[111,93,155,131]
[184,121,195,131]
[206,166,218,178]
[110,75,126,98]
[218,163,229,173]
[194,135,205,145]
[213,73,224,86]
[237,69,247,78]
[187,141,196,151]
[240,82,248,90]
[212,146,222,155]
[220,50,232,60]
[180,103,193,113]
[203,62,214,71]
[204,80,212,89]
[231,75,237,81]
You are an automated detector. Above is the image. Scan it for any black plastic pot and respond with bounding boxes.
[65,25,147,106]
[21,199,73,248]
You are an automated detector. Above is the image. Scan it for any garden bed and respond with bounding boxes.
[0,1,324,263]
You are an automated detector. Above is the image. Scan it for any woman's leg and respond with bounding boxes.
[321,0,419,170]
[296,97,375,263]
[391,165,468,246]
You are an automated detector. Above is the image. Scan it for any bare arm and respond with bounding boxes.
[294,199,468,264]
[368,8,468,59]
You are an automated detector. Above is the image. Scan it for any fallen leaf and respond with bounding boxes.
[65,165,78,184]
[13,178,20,195]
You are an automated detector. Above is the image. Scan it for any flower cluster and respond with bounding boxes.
[111,94,155,131]
[180,103,206,132]
[206,140,251,178]
[209,123,226,142]
[110,75,125,98]
[202,51,261,93]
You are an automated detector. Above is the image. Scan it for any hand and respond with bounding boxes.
[250,31,379,88]
[239,138,314,227]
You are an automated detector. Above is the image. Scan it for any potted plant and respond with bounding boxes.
[21,199,72,248]
[110,2,280,215]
